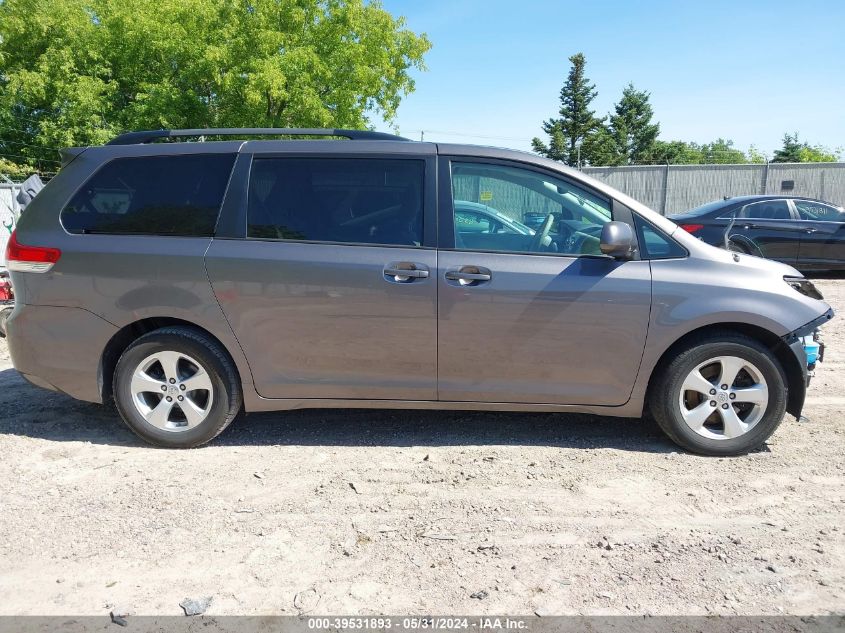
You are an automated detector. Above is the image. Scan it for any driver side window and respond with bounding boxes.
[450,161,611,255]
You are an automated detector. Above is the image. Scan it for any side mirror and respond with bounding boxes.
[600,221,635,259]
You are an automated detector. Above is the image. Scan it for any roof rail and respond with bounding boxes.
[106,128,409,145]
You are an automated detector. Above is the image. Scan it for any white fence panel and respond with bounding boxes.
[583,162,845,215]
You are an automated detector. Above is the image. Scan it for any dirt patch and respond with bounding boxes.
[0,280,843,616]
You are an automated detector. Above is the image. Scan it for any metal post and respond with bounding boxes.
[660,162,670,216]
[420,130,424,142]
[12,184,20,218]
[761,161,769,195]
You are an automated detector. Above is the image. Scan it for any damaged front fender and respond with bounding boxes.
[782,308,835,419]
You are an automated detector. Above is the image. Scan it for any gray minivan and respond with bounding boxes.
[5,128,834,455]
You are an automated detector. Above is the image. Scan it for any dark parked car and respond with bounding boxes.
[669,195,845,271]
[4,128,834,455]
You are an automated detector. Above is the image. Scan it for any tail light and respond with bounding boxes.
[5,230,61,273]
[679,223,704,234]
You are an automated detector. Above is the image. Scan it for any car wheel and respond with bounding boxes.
[727,240,750,255]
[649,332,787,456]
[113,326,242,448]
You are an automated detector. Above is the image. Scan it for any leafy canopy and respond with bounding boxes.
[0,0,430,173]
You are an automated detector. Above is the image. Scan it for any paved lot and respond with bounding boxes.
[0,279,843,616]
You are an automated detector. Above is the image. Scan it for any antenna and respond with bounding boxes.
[724,211,738,253]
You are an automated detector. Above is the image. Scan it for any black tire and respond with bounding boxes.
[648,332,787,456]
[113,326,242,448]
[727,240,751,255]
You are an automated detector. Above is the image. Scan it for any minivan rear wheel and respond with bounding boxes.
[649,333,787,456]
[113,327,242,448]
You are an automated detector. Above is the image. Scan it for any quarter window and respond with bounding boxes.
[634,217,687,259]
[450,162,611,255]
[62,154,236,236]
[247,158,424,247]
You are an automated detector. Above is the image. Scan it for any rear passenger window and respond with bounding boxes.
[795,200,845,222]
[739,200,791,220]
[247,158,424,246]
[62,154,236,236]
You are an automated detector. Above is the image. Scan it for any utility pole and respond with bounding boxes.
[420,130,424,142]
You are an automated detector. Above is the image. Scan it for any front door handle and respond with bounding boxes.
[384,262,429,283]
[445,266,492,286]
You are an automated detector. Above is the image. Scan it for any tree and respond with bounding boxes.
[645,139,748,165]
[579,126,618,167]
[0,158,33,180]
[798,145,840,162]
[772,133,840,163]
[697,139,747,164]
[532,53,605,167]
[746,145,767,164]
[772,133,804,163]
[606,84,659,165]
[647,140,704,165]
[0,0,431,174]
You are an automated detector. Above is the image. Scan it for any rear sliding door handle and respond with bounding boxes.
[445,266,492,286]
[383,262,430,283]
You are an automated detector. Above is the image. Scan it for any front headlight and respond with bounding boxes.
[784,276,824,300]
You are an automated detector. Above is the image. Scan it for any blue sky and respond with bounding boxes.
[379,0,845,158]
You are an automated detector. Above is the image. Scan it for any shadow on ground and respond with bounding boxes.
[0,368,677,452]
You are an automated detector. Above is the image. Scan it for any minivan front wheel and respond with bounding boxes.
[113,327,242,448]
[649,333,787,456]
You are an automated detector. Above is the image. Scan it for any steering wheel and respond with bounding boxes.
[528,213,554,252]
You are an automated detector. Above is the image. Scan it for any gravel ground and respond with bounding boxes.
[0,279,843,617]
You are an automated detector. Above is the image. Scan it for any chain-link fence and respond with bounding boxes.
[582,162,845,215]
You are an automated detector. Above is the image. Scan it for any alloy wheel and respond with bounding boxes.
[130,350,214,432]
[678,355,769,440]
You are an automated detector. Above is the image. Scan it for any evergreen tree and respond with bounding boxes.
[773,133,839,163]
[607,84,660,164]
[772,133,804,163]
[532,53,605,166]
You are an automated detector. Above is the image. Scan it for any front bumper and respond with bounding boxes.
[784,307,834,384]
